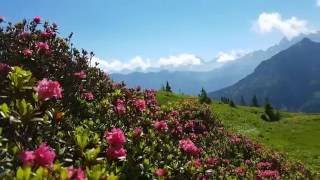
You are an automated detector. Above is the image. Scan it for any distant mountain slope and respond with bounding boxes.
[209,38,320,112]
[111,32,320,95]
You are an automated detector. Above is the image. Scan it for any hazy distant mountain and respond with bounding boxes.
[210,38,320,112]
[111,32,320,95]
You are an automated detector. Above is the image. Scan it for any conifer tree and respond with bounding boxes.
[251,95,259,107]
[198,88,211,104]
[165,81,172,92]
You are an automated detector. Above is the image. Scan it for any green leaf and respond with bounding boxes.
[0,103,10,118]
[75,126,90,150]
[84,147,100,161]
[16,166,31,180]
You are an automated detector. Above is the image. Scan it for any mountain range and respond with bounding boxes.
[111,32,320,95]
[209,38,320,112]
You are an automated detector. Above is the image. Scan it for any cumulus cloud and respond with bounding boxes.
[92,54,203,73]
[254,12,313,39]
[216,50,249,63]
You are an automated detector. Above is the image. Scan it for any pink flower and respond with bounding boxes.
[0,16,5,23]
[115,99,126,114]
[34,143,56,167]
[19,150,35,166]
[184,121,195,132]
[35,42,50,51]
[133,127,143,138]
[153,120,168,132]
[106,146,127,160]
[179,138,201,157]
[22,48,33,58]
[73,70,86,79]
[154,168,167,177]
[0,63,10,75]
[234,167,246,176]
[245,159,252,165]
[104,128,126,147]
[134,99,146,111]
[35,79,63,101]
[67,167,86,180]
[19,32,31,38]
[256,161,273,170]
[206,157,220,166]
[192,159,202,168]
[257,170,280,180]
[41,28,55,38]
[83,92,94,101]
[230,135,242,144]
[33,16,41,24]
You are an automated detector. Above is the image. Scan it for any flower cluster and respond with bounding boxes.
[35,79,63,101]
[105,128,127,160]
[179,138,202,157]
[20,143,56,167]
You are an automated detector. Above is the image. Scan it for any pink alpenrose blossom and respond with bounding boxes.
[22,48,33,58]
[133,127,143,138]
[153,120,168,132]
[106,146,127,160]
[134,99,146,111]
[34,143,56,167]
[35,79,63,101]
[67,167,86,180]
[35,42,50,51]
[104,128,126,147]
[83,92,94,101]
[179,138,202,157]
[0,63,10,75]
[19,150,35,166]
[257,170,280,180]
[154,168,167,177]
[115,99,126,114]
[73,70,87,79]
[33,16,41,24]
[19,32,31,38]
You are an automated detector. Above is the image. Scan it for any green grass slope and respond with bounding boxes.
[157,91,320,173]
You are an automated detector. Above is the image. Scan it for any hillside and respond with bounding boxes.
[157,91,320,172]
[210,38,320,112]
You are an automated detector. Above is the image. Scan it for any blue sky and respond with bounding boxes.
[1,0,320,72]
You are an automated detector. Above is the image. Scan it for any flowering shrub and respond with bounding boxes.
[0,17,316,179]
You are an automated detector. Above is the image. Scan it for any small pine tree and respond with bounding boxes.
[229,100,236,108]
[198,88,211,104]
[165,81,172,92]
[240,96,246,106]
[251,95,259,107]
[261,102,280,121]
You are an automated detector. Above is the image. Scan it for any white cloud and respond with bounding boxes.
[254,12,313,39]
[91,53,203,73]
[317,0,320,6]
[216,50,249,63]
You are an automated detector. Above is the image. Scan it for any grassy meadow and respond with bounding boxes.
[156,91,320,173]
